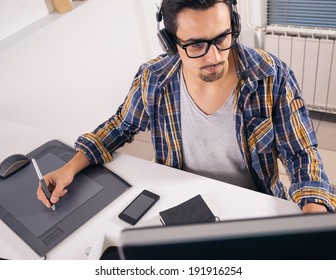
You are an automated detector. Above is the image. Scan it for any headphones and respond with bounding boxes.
[156,0,241,55]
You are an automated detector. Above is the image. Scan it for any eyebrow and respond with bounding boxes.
[181,28,231,44]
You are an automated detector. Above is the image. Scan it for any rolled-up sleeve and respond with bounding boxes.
[275,69,336,211]
[75,66,150,165]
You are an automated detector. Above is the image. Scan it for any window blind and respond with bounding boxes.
[267,0,336,28]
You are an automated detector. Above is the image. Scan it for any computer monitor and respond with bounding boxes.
[118,213,336,259]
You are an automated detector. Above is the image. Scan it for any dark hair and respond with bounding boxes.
[161,0,234,36]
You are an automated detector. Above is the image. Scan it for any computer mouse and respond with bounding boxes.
[0,154,30,178]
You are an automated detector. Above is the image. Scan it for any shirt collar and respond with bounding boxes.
[147,54,181,89]
[235,43,276,92]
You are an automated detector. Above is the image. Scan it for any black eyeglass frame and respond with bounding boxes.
[174,30,234,58]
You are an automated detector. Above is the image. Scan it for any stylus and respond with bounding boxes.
[31,158,55,211]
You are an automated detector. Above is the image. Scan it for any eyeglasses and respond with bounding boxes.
[174,31,233,58]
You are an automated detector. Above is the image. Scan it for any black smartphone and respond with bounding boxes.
[118,190,160,225]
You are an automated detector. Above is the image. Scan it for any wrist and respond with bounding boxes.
[64,151,90,176]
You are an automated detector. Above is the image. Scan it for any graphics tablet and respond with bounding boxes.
[0,140,131,257]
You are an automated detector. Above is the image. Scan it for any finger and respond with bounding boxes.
[50,183,67,204]
[61,189,68,197]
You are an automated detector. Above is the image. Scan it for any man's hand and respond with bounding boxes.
[302,203,328,213]
[36,151,90,208]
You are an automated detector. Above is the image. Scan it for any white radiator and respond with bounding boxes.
[264,26,336,113]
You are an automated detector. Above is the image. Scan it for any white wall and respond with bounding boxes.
[0,0,54,41]
[0,0,263,141]
[238,0,267,49]
[0,0,265,50]
[0,0,147,139]
[134,0,163,60]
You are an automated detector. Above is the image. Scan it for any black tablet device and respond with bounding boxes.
[0,140,131,257]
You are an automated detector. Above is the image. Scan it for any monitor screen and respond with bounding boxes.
[118,213,336,260]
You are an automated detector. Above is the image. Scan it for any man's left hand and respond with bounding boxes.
[302,203,328,213]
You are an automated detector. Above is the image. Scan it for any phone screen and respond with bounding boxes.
[122,194,156,220]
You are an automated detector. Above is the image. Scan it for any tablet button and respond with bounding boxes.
[43,228,64,246]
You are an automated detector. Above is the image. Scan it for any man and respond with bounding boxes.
[37,0,335,212]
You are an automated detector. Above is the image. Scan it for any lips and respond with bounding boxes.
[204,65,221,73]
[201,62,224,73]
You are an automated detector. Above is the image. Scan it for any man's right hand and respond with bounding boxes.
[36,151,90,208]
[36,166,73,208]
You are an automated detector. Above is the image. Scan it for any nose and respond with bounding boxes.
[205,44,221,64]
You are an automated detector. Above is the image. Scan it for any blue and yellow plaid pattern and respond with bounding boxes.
[75,44,336,211]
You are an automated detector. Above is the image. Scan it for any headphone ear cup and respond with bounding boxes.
[231,10,241,39]
[157,28,178,55]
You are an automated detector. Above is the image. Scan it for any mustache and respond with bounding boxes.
[200,61,224,70]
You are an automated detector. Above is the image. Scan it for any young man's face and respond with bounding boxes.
[175,3,233,83]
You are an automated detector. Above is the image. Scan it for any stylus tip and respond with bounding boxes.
[51,205,55,211]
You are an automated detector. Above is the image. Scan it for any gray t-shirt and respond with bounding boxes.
[180,72,255,190]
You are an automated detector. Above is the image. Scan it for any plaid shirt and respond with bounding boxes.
[75,44,336,211]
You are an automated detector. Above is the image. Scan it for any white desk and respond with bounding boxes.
[0,119,302,259]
